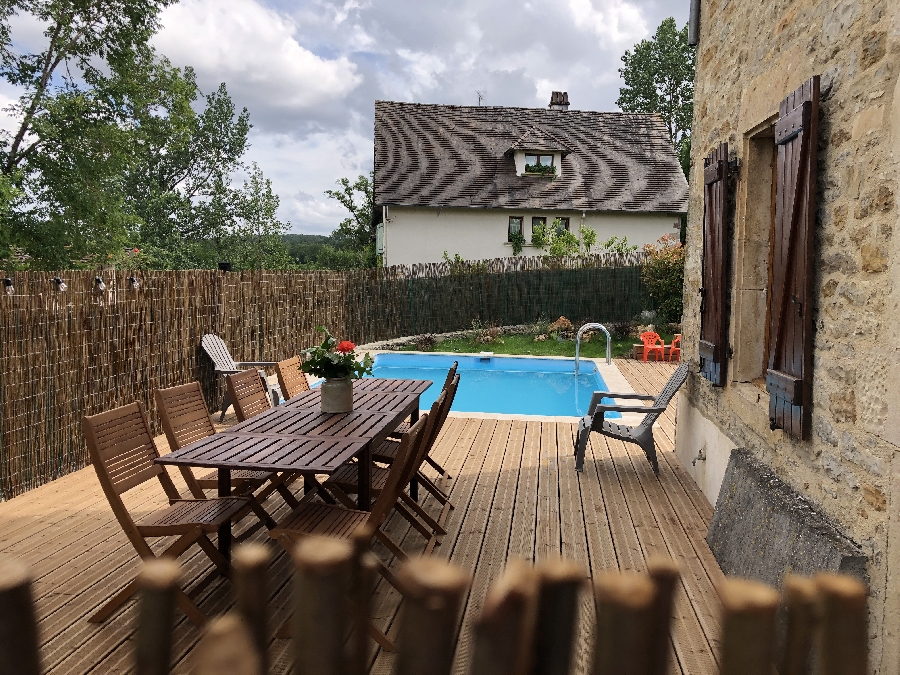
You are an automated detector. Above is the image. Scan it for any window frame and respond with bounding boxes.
[524,153,554,167]
[508,216,524,242]
[531,216,547,237]
[555,217,570,233]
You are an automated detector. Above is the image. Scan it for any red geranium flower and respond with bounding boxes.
[336,340,355,354]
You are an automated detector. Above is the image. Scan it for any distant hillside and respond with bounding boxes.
[282,233,332,265]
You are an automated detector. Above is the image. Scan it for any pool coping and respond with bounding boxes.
[360,350,646,425]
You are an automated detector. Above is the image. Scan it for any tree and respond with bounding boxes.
[322,172,377,267]
[0,0,176,267]
[0,1,292,270]
[617,18,695,175]
[641,234,685,323]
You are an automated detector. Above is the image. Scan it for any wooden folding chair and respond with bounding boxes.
[155,382,294,528]
[269,414,429,650]
[324,389,450,552]
[373,375,459,525]
[275,355,311,400]
[386,361,457,482]
[82,402,252,626]
[226,369,274,422]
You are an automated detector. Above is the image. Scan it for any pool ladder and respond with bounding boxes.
[574,323,611,374]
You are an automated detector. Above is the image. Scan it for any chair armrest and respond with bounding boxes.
[587,391,655,415]
[593,405,667,415]
[235,361,279,368]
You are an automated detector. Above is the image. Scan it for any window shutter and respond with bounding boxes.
[699,143,729,386]
[766,76,820,439]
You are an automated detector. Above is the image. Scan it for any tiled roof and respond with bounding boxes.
[374,101,689,213]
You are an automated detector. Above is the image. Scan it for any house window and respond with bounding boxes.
[508,217,523,242]
[531,216,546,236]
[525,154,555,176]
[555,217,570,233]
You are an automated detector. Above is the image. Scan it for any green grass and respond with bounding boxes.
[400,331,676,359]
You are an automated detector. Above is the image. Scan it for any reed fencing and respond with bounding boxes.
[0,253,647,499]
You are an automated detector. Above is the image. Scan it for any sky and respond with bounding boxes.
[5,0,688,236]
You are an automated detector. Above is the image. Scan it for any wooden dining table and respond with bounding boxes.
[156,378,432,559]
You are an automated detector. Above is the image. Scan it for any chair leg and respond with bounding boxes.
[642,438,660,475]
[399,491,447,536]
[174,589,208,627]
[374,529,409,563]
[575,419,590,472]
[219,389,232,422]
[425,455,451,481]
[393,500,435,540]
[89,578,140,623]
[196,534,232,577]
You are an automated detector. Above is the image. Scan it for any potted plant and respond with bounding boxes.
[300,327,374,412]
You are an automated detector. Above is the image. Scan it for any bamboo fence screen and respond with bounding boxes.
[0,253,646,499]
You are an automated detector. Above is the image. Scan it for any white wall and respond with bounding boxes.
[381,206,681,266]
[674,396,736,506]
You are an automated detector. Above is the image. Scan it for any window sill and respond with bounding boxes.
[519,172,556,179]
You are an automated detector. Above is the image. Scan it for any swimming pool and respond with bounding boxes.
[367,353,620,418]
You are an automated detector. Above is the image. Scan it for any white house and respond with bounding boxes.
[373,93,689,266]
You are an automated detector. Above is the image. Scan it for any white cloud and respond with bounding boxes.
[154,0,362,125]
[566,0,647,48]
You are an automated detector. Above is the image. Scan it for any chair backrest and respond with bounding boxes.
[226,369,271,422]
[640,332,662,347]
[83,403,181,551]
[201,334,237,372]
[442,361,459,391]
[428,374,459,453]
[636,362,690,430]
[368,414,429,530]
[155,382,216,499]
[398,389,448,489]
[275,356,311,400]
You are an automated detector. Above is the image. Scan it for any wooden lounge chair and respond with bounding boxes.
[270,414,429,650]
[324,388,451,552]
[575,362,689,474]
[373,374,459,525]
[82,402,252,626]
[387,361,457,482]
[274,355,311,400]
[200,334,281,420]
[155,382,293,524]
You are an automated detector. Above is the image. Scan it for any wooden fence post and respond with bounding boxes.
[234,544,270,674]
[716,578,780,675]
[194,614,262,675]
[395,556,472,675]
[646,558,680,675]
[531,559,586,675]
[291,536,355,675]
[135,558,181,675]
[816,573,867,675]
[781,575,818,675]
[592,571,657,675]
[0,557,40,675]
[469,560,538,675]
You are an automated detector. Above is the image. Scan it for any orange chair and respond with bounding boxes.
[640,331,665,362]
[668,334,682,362]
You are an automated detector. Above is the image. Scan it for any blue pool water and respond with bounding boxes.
[368,353,620,418]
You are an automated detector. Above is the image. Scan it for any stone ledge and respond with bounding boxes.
[708,449,867,585]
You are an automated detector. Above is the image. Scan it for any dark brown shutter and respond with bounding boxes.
[766,76,819,439]
[699,143,729,386]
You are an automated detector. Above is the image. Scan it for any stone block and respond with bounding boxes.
[708,450,867,587]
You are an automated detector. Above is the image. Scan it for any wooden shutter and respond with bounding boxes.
[766,76,819,439]
[699,143,729,386]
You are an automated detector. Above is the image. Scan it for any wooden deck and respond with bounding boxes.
[0,360,722,674]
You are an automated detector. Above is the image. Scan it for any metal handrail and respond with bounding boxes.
[575,323,611,374]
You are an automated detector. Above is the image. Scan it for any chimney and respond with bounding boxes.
[549,91,570,111]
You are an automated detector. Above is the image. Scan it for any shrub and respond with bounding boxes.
[641,234,685,324]
[607,321,635,340]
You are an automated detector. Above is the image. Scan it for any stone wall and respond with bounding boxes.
[680,0,900,670]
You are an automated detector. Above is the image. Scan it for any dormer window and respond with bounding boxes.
[524,154,555,176]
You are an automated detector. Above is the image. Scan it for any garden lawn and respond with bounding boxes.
[400,331,676,360]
